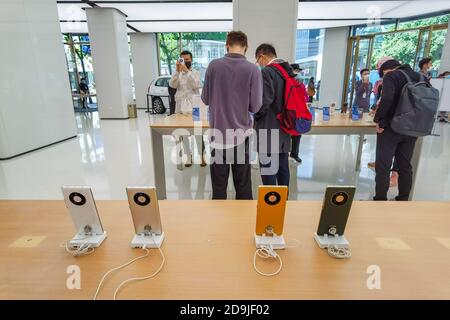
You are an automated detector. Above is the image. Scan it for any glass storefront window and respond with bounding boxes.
[343,12,448,107]
[181,32,226,81]
[158,32,181,76]
[398,14,449,30]
[370,29,420,68]
[62,33,97,109]
[428,28,448,76]
[354,23,396,36]
[295,28,324,85]
[158,32,226,80]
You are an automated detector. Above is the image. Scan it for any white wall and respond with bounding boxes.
[0,0,76,159]
[233,0,298,63]
[439,23,450,74]
[130,33,159,109]
[318,27,349,107]
[86,8,133,119]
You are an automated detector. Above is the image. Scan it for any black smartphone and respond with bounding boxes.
[316,186,356,236]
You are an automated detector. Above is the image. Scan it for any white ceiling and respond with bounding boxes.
[57,0,450,33]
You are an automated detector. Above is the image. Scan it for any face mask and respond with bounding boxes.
[184,61,192,69]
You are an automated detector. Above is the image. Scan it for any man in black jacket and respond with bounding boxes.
[373,59,420,201]
[254,43,292,187]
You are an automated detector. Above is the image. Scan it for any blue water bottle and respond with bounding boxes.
[192,106,200,121]
[323,106,330,121]
[309,105,315,122]
[351,106,360,121]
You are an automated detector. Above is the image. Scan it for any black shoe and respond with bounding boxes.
[290,155,302,163]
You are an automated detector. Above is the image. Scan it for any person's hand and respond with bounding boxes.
[179,63,189,73]
[175,60,181,72]
[376,123,384,134]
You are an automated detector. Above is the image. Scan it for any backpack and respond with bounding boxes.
[269,63,312,136]
[390,69,440,137]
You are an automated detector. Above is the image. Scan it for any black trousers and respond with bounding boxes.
[374,127,417,201]
[168,86,177,115]
[210,138,252,200]
[290,135,301,158]
[259,153,290,187]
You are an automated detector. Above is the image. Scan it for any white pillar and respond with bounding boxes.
[438,23,450,74]
[130,33,159,109]
[86,8,133,119]
[233,0,298,63]
[319,27,349,107]
[0,0,76,160]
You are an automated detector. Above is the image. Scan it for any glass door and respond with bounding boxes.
[414,28,431,71]
[63,34,97,109]
[343,36,374,107]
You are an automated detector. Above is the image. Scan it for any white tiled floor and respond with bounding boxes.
[0,110,449,201]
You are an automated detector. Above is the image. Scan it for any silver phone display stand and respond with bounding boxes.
[131,231,165,248]
[314,232,349,249]
[70,225,107,248]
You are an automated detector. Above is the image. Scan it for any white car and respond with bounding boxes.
[147,75,171,114]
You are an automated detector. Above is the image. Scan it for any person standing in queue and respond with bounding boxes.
[254,43,293,187]
[289,64,308,164]
[201,31,262,199]
[373,58,422,201]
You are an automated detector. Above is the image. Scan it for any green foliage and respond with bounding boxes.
[159,32,227,74]
[370,14,449,70]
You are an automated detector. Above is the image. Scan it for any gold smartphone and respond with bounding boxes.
[255,185,288,236]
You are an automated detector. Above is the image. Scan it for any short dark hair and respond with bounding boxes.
[419,57,432,69]
[255,43,277,59]
[360,68,370,75]
[226,31,248,48]
[290,63,302,72]
[180,50,192,59]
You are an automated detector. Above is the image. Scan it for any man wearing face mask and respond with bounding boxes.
[169,50,205,167]
[353,68,373,113]
[373,58,421,201]
[254,43,294,187]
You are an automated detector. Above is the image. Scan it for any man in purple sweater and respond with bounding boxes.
[201,31,263,199]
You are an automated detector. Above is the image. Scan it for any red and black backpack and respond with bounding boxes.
[269,63,312,136]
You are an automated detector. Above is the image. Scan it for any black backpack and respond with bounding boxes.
[390,70,440,137]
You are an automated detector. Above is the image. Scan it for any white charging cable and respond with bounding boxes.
[93,236,166,300]
[327,228,351,259]
[93,247,151,300]
[113,245,165,300]
[63,235,94,257]
[65,242,95,257]
[327,244,352,259]
[253,244,283,277]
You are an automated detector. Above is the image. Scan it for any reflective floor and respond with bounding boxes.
[0,110,449,200]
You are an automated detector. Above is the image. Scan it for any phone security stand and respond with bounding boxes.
[131,232,165,248]
[70,225,107,248]
[314,232,349,249]
[255,233,285,250]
